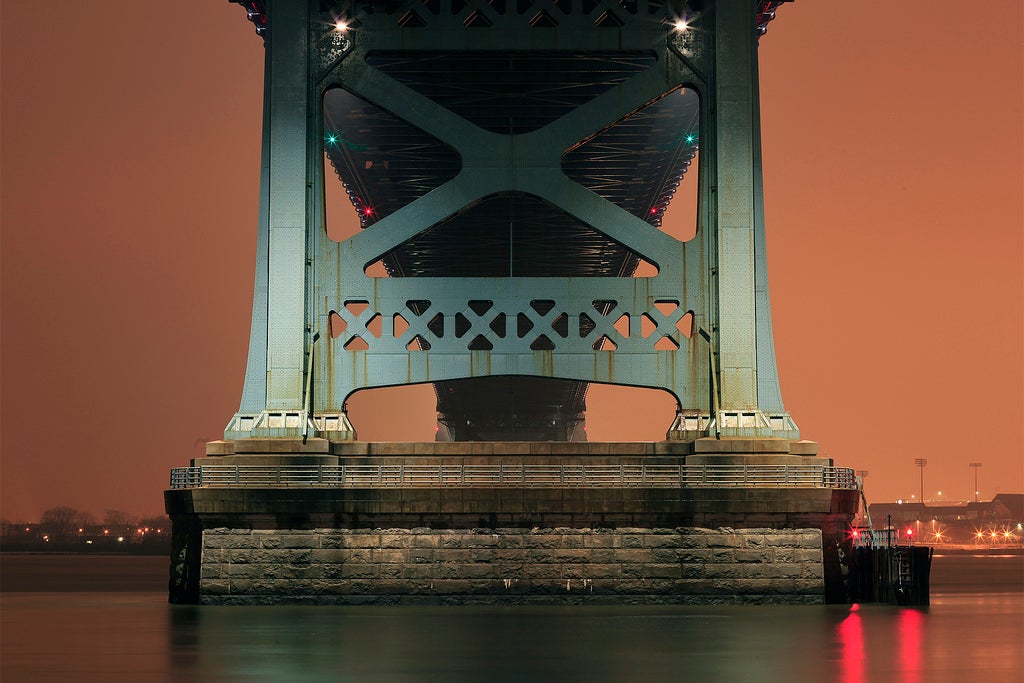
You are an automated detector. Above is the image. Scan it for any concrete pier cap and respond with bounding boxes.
[167,438,859,605]
[199,437,821,460]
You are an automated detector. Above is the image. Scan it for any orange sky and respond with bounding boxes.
[2,1,1021,520]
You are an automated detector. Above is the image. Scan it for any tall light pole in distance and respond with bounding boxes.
[914,458,928,504]
[969,462,982,503]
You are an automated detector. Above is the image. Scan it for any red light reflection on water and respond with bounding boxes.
[837,609,864,683]
[898,608,924,683]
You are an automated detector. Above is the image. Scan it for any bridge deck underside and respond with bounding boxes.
[324,50,699,440]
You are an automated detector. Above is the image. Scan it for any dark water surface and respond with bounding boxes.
[2,552,1021,682]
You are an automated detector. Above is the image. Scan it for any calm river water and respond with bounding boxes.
[2,552,1021,682]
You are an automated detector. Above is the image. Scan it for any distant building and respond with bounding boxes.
[993,493,1023,521]
[867,494,1023,544]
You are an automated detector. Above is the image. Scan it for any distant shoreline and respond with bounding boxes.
[1,547,169,557]
[3,546,1021,556]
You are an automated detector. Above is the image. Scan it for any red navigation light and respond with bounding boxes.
[852,530,859,537]
[363,207,375,217]
[905,528,913,537]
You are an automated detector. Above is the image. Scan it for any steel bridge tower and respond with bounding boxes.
[165,0,863,605]
[224,0,798,444]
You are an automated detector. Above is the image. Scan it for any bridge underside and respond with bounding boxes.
[325,54,698,439]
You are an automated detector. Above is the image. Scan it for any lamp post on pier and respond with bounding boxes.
[914,459,928,504]
[969,463,982,503]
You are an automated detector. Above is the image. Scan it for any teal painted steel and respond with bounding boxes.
[225,0,798,441]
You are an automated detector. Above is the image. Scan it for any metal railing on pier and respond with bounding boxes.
[169,463,857,490]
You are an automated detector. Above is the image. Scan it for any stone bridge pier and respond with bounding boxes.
[167,0,862,604]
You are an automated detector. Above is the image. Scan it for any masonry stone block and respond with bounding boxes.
[201,547,224,564]
[201,534,229,550]
[346,579,375,594]
[527,535,563,549]
[213,534,260,550]
[792,579,824,594]
[462,534,500,548]
[321,564,345,579]
[612,548,654,564]
[408,549,434,564]
[203,579,231,595]
[560,565,591,580]
[286,549,313,564]
[497,534,523,549]
[560,534,584,549]
[379,564,405,579]
[311,549,347,564]
[347,535,381,548]
[552,549,589,564]
[582,534,619,549]
[675,548,713,563]
[645,535,684,548]
[348,549,375,563]
[707,534,742,548]
[734,549,767,563]
[340,564,378,578]
[226,563,262,579]
[711,549,735,563]
[380,534,410,549]
[471,550,495,563]
[435,563,467,579]
[410,534,440,548]
[620,563,645,579]
[621,534,645,549]
[651,548,680,563]
[677,534,714,549]
[586,548,615,563]
[319,534,345,549]
[461,564,497,579]
[373,549,406,564]
[642,564,681,579]
[587,563,623,579]
[200,564,224,579]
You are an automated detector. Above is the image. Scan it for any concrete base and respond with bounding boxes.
[166,439,858,605]
[201,437,820,460]
[195,527,825,605]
